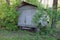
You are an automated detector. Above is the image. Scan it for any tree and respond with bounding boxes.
[6,0,10,5]
[51,0,58,28]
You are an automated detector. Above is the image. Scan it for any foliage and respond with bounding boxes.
[57,9,60,21]
[10,0,20,7]
[31,1,46,26]
[0,0,20,30]
[33,10,42,26]
[0,0,60,40]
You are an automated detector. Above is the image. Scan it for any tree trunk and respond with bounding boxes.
[51,0,58,28]
[40,0,42,3]
[6,0,10,5]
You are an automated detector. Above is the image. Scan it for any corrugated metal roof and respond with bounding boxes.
[21,0,38,6]
[21,0,60,8]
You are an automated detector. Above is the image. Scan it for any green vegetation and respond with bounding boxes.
[0,30,58,40]
[0,0,60,40]
[0,0,20,30]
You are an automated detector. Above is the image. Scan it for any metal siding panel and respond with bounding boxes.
[18,5,37,27]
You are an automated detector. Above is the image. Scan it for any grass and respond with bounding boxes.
[0,29,59,40]
[0,30,36,40]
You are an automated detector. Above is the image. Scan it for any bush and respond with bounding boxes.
[0,1,19,30]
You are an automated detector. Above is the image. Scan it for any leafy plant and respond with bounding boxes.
[0,0,19,30]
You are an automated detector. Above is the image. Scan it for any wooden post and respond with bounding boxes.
[51,0,58,28]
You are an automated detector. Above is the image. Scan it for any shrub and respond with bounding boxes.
[0,1,19,30]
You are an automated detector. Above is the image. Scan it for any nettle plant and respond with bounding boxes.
[33,4,50,27]
[32,4,50,34]
[0,1,19,30]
